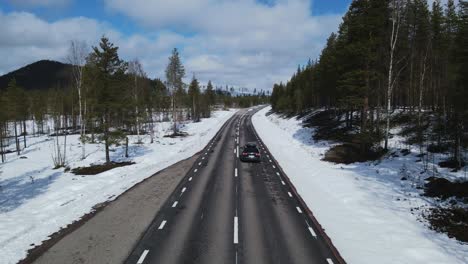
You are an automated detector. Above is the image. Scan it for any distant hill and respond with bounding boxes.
[0,60,73,91]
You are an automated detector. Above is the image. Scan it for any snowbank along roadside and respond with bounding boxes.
[252,106,467,264]
[0,109,236,264]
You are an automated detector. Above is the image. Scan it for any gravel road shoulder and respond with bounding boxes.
[29,154,199,264]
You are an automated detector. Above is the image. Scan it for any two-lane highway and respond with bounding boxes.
[125,108,343,264]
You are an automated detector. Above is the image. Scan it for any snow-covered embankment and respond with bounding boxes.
[252,106,467,264]
[0,109,236,264]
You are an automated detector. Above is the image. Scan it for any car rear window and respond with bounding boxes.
[244,147,259,153]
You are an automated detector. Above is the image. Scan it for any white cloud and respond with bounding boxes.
[0,0,342,90]
[103,0,341,89]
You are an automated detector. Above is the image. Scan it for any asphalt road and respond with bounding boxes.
[125,108,342,264]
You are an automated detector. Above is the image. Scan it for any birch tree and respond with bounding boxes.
[385,0,407,150]
[68,40,88,159]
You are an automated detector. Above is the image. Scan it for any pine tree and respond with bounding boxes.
[86,36,128,164]
[165,48,185,135]
[188,75,201,122]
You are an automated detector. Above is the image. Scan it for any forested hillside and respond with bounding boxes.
[0,60,73,91]
[271,0,467,169]
[0,37,268,164]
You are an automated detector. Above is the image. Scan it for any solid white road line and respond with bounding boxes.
[194,169,198,173]
[308,227,317,238]
[172,201,178,208]
[296,207,303,214]
[326,258,334,264]
[288,192,293,197]
[234,217,239,244]
[158,220,167,230]
[137,250,149,264]
[235,168,238,177]
[189,177,192,181]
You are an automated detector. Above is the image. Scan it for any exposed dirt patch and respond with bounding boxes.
[424,207,468,243]
[323,143,386,164]
[71,162,135,175]
[163,131,189,138]
[438,158,466,171]
[424,177,468,200]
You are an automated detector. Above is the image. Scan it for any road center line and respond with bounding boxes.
[235,168,238,177]
[234,217,239,244]
[172,201,178,208]
[236,146,239,158]
[137,250,149,264]
[158,220,167,230]
[296,207,303,213]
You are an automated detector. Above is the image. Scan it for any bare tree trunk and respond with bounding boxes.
[134,74,141,143]
[14,121,20,155]
[172,94,177,134]
[418,47,429,154]
[22,119,27,148]
[385,0,403,150]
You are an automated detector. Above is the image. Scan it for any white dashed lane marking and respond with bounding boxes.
[194,169,198,173]
[198,162,202,166]
[181,187,187,193]
[158,220,167,230]
[296,207,303,214]
[172,201,178,208]
[281,181,285,185]
[326,258,334,264]
[288,192,293,197]
[137,250,149,264]
[309,227,317,238]
[235,168,238,177]
[189,177,192,181]
[234,217,239,244]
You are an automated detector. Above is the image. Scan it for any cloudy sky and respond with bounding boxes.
[1,0,353,90]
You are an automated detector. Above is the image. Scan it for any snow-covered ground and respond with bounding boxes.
[253,106,468,264]
[0,109,236,264]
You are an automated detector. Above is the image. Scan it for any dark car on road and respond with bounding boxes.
[240,142,261,162]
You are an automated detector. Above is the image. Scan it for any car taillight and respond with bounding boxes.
[242,152,248,156]
[255,153,260,157]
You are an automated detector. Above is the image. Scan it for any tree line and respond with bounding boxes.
[0,37,269,164]
[271,0,467,169]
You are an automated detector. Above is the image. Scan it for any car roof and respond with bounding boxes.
[245,142,257,147]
